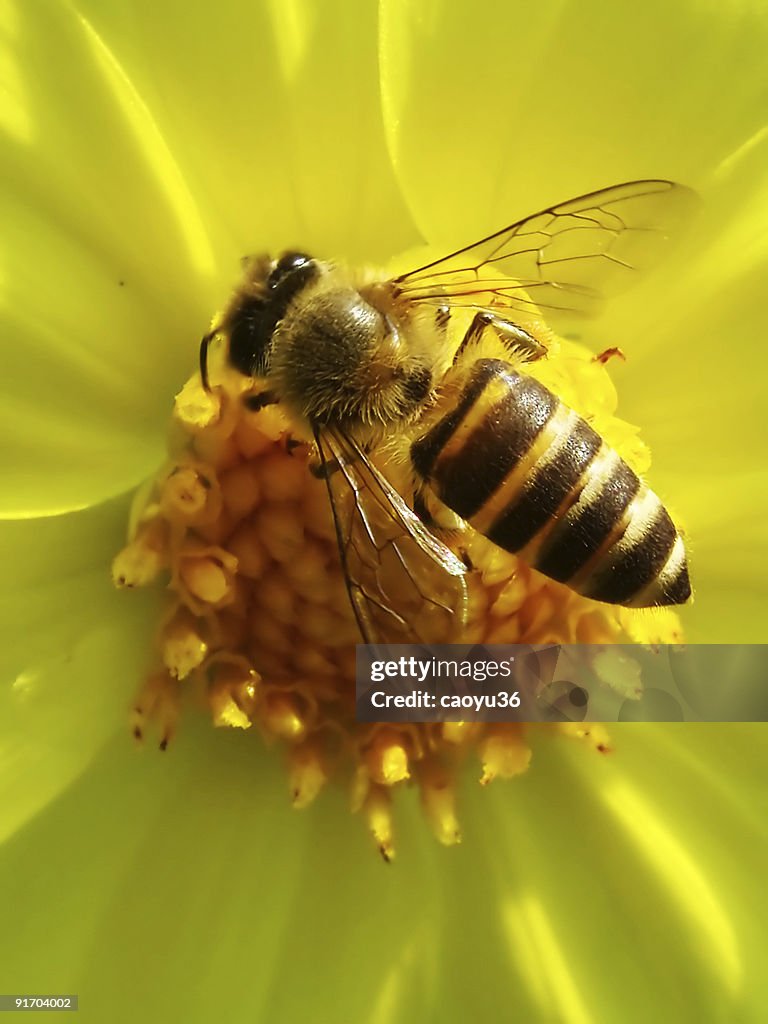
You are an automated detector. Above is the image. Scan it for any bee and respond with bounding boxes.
[200,180,695,644]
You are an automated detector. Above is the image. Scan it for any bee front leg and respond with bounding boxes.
[413,487,467,542]
[308,437,371,479]
[308,457,340,480]
[453,311,547,366]
[242,389,278,412]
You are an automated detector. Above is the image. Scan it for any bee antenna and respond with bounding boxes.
[199,330,215,391]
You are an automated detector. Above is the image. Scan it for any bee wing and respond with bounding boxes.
[314,427,468,645]
[393,180,697,321]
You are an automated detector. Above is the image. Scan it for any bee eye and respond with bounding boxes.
[269,251,313,288]
[229,297,272,377]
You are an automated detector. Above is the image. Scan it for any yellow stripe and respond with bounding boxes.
[437,375,510,464]
[627,533,686,607]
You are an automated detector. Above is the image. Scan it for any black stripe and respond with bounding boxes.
[411,359,503,479]
[586,507,679,604]
[432,372,559,520]
[535,459,641,583]
[487,417,602,552]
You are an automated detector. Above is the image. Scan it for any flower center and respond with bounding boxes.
[113,344,682,858]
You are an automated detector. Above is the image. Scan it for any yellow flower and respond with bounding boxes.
[1,0,767,1021]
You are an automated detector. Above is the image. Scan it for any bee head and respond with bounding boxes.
[267,251,315,289]
[199,251,318,391]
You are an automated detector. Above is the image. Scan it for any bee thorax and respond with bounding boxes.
[270,288,431,428]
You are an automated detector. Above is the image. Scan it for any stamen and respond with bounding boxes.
[179,554,233,605]
[174,544,238,608]
[557,722,613,754]
[220,463,261,519]
[262,690,308,741]
[160,464,221,526]
[132,670,179,749]
[441,721,478,745]
[479,725,532,784]
[419,762,461,846]
[208,660,260,728]
[160,605,208,679]
[173,376,222,431]
[363,785,396,862]
[289,740,329,808]
[112,519,168,588]
[365,729,411,785]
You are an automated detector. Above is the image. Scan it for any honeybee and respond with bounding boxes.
[200,180,695,644]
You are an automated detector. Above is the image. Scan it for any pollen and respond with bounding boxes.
[113,344,683,857]
[479,725,532,785]
[366,729,411,785]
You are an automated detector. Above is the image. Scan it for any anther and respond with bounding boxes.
[160,465,221,525]
[365,729,411,786]
[289,740,329,809]
[420,764,461,846]
[364,786,395,862]
[479,726,531,785]
[176,546,238,606]
[209,661,260,729]
[262,691,307,741]
[160,606,208,679]
[111,520,168,588]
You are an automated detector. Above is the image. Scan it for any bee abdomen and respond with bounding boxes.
[411,358,690,608]
[534,458,690,607]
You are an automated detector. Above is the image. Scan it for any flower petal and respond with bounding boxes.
[381,0,768,241]
[70,0,420,262]
[0,0,223,513]
[471,724,768,1021]
[0,723,766,1021]
[0,497,156,841]
[0,725,436,1021]
[0,0,423,513]
[589,148,768,641]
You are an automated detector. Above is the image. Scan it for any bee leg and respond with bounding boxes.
[413,488,440,528]
[242,389,278,412]
[459,549,474,571]
[285,436,306,455]
[309,455,341,479]
[435,305,451,332]
[453,311,546,365]
[413,488,466,542]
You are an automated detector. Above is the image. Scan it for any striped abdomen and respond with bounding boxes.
[411,358,690,607]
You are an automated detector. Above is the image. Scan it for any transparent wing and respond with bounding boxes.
[393,180,697,321]
[314,428,468,645]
